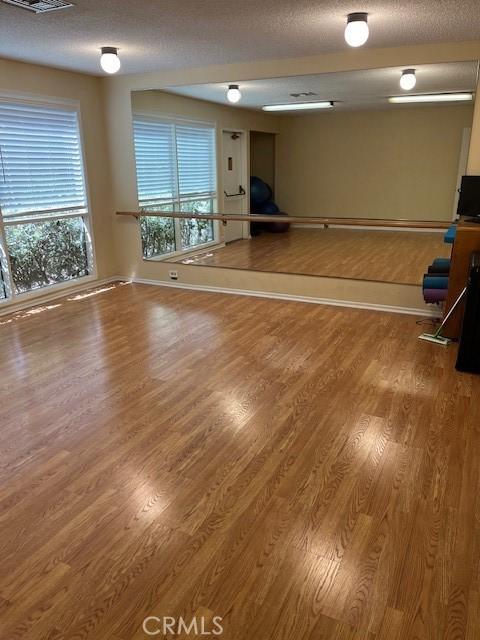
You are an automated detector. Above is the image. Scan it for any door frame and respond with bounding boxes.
[221,128,249,239]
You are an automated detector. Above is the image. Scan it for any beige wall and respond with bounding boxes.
[276,104,473,221]
[0,58,115,290]
[467,75,480,174]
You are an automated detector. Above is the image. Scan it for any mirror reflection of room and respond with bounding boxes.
[131,61,477,285]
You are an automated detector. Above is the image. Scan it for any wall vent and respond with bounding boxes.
[2,0,74,13]
[290,92,318,98]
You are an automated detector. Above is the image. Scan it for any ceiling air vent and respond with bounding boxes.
[290,92,318,98]
[2,0,74,12]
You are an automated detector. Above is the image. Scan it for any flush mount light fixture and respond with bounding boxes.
[262,101,334,112]
[400,69,417,91]
[344,12,369,47]
[226,85,242,104]
[389,93,473,104]
[100,47,121,74]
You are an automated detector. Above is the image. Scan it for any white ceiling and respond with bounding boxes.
[0,1,480,76]
[165,62,478,112]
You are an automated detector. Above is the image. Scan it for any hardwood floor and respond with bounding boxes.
[1,282,479,639]
[177,228,451,285]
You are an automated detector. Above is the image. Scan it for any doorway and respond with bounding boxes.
[222,130,248,243]
[250,131,276,196]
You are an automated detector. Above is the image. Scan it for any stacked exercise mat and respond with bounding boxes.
[422,225,456,304]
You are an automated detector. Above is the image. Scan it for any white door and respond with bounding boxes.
[222,130,247,243]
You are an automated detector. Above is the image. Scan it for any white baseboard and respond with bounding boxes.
[128,276,441,318]
[0,276,124,317]
[1,273,441,320]
[290,223,446,233]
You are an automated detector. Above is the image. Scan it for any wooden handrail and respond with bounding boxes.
[116,210,452,230]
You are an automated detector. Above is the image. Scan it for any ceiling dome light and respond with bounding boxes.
[100,47,121,74]
[400,69,416,91]
[226,85,241,104]
[345,12,369,47]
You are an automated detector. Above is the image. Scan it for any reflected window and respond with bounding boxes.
[133,116,217,258]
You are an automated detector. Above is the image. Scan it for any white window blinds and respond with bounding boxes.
[176,124,216,197]
[133,117,176,206]
[0,101,87,219]
[133,116,216,207]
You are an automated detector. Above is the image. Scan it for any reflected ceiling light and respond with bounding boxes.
[345,12,369,47]
[389,93,473,104]
[100,47,121,74]
[262,101,334,112]
[226,84,242,103]
[400,69,416,91]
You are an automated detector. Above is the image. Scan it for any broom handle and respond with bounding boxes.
[435,286,467,337]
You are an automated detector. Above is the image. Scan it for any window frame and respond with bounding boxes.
[0,93,97,305]
[132,112,220,261]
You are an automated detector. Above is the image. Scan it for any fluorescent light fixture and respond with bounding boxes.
[389,93,473,104]
[345,12,369,47]
[262,101,334,112]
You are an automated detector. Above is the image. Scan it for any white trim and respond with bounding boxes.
[290,223,446,233]
[0,91,81,110]
[0,274,442,320]
[0,276,123,317]
[3,210,87,225]
[221,128,249,241]
[128,277,441,318]
[133,110,216,129]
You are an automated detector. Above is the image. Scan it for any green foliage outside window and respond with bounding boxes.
[5,217,89,293]
[140,199,215,257]
[180,199,214,249]
[140,217,176,258]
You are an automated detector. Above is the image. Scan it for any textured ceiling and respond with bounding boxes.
[0,0,480,76]
[165,62,478,112]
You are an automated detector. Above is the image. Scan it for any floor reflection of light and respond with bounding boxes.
[67,281,130,301]
[0,281,131,325]
[130,480,169,521]
[221,393,252,427]
[181,252,214,264]
[0,303,62,325]
[373,375,431,400]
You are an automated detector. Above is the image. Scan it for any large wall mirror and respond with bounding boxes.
[130,60,477,285]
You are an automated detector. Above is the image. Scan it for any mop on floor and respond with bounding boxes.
[419,286,467,346]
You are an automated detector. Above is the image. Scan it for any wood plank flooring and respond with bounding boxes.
[1,282,479,639]
[177,228,451,285]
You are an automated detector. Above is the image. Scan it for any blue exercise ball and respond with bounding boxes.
[250,176,272,205]
[257,200,280,215]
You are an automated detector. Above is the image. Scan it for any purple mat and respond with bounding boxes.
[423,287,447,304]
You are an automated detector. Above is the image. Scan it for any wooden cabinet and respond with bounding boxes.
[443,222,480,338]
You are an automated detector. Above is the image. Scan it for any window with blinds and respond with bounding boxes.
[133,115,217,258]
[0,99,93,297]
[0,101,88,221]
